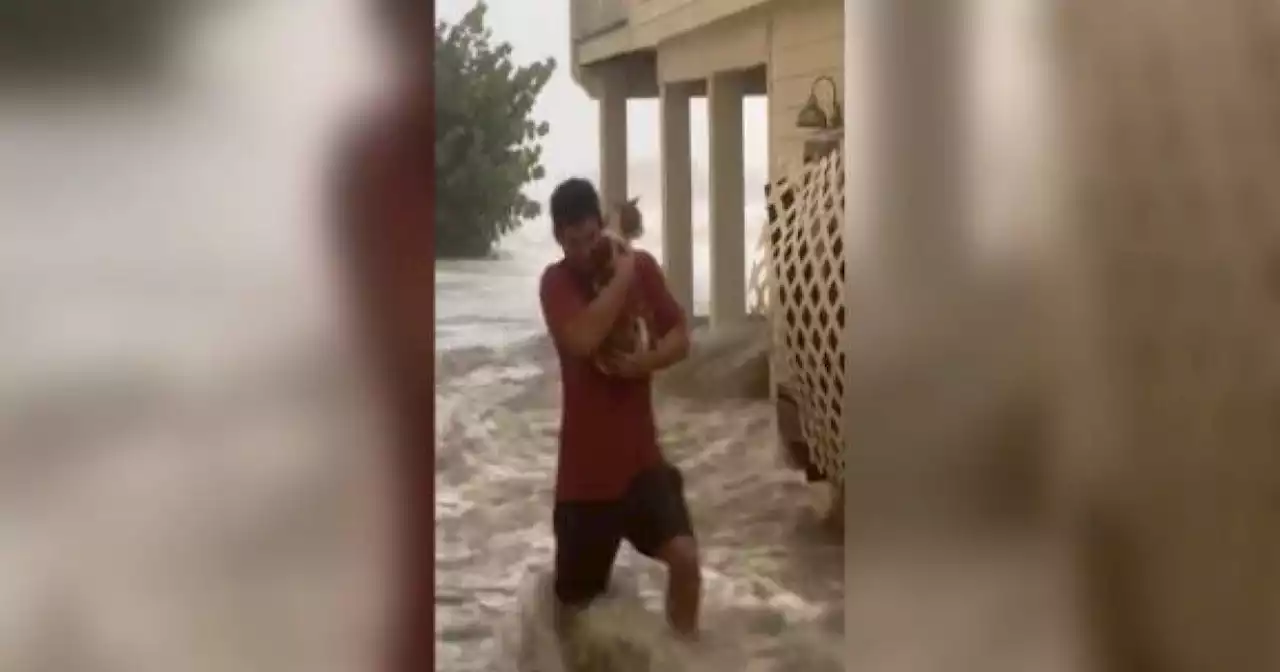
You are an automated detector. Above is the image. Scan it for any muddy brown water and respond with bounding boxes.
[434,340,844,671]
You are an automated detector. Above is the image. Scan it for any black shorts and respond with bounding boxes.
[552,462,694,606]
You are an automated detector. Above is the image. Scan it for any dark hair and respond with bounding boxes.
[549,178,603,237]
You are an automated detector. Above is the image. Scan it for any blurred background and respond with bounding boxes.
[0,1,392,670]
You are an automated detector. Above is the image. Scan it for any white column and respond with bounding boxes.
[708,71,747,327]
[598,69,628,211]
[660,81,694,317]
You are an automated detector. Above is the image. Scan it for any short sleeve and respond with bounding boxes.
[636,251,685,338]
[540,264,587,344]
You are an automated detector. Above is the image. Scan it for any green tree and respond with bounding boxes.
[436,2,555,258]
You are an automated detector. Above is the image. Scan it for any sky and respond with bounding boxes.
[436,0,771,211]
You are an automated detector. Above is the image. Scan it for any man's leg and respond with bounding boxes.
[552,501,622,636]
[624,464,701,638]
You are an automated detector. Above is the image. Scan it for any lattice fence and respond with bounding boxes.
[746,221,773,317]
[764,151,847,483]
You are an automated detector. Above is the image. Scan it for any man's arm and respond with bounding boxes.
[633,251,691,373]
[540,251,637,359]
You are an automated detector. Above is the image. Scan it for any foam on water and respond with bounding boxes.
[497,567,836,672]
[497,569,663,672]
[434,342,844,671]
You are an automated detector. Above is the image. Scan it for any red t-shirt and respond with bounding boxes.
[539,250,685,501]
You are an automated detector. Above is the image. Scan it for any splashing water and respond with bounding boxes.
[435,340,843,672]
[493,566,842,672]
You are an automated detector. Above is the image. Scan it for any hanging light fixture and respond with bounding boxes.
[795,75,843,130]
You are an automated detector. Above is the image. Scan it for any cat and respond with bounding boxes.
[589,197,654,375]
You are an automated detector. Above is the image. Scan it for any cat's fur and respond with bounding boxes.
[590,198,654,374]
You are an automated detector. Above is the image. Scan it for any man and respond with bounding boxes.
[539,177,702,639]
[330,1,433,670]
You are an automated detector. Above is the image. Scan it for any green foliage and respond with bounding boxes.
[436,2,555,258]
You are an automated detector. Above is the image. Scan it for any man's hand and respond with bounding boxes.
[606,350,658,379]
[543,240,638,360]
[610,243,637,287]
[608,322,690,379]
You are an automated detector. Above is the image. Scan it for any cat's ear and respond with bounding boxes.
[626,196,640,208]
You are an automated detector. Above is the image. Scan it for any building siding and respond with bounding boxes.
[575,0,845,182]
[656,8,770,83]
[767,0,844,180]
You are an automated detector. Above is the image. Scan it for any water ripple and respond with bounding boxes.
[435,345,843,671]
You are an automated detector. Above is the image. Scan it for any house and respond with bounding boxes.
[567,0,845,327]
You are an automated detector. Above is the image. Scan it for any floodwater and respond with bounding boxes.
[435,340,844,672]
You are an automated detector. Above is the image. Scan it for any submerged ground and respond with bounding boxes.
[434,337,845,671]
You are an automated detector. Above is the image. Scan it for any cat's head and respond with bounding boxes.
[609,197,643,240]
[588,231,628,281]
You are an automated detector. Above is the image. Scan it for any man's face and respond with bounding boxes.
[557,218,603,273]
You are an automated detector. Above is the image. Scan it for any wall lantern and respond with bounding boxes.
[795,75,843,130]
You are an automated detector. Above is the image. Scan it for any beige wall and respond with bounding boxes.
[577,0,846,181]
[655,8,769,82]
[577,0,773,65]
[767,0,844,180]
[651,0,845,181]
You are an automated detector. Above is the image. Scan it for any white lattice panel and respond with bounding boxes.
[747,220,773,317]
[765,151,847,483]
